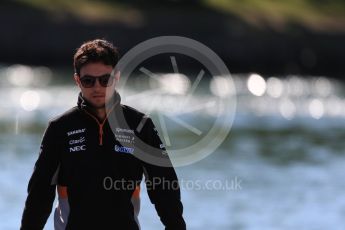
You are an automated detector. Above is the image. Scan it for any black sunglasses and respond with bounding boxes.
[79,74,114,88]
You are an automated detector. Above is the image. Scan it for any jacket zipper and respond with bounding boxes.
[83,110,107,146]
[99,124,104,145]
[82,102,117,146]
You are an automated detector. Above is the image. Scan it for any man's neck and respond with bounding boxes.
[92,107,106,122]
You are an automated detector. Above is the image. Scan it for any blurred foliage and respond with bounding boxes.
[12,0,141,23]
[203,0,345,30]
[9,0,345,30]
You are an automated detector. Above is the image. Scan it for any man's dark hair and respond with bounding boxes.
[73,39,119,75]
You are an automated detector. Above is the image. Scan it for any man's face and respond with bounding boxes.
[74,62,119,108]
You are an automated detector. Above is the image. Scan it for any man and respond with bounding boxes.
[21,39,186,230]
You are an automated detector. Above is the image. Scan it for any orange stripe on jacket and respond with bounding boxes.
[57,186,68,199]
[57,185,141,199]
[132,185,140,198]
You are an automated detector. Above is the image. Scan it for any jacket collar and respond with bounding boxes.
[77,91,121,111]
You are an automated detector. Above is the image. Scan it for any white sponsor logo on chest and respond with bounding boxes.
[69,145,86,152]
[69,136,86,145]
[67,128,86,136]
[115,128,134,134]
[114,128,135,144]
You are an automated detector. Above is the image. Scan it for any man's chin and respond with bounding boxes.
[90,101,106,109]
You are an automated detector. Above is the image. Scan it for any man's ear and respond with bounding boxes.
[114,71,120,84]
[74,73,81,87]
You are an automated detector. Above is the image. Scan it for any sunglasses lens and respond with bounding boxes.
[80,74,114,88]
[80,77,95,88]
[99,75,113,87]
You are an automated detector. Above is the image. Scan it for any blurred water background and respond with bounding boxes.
[1,64,345,229]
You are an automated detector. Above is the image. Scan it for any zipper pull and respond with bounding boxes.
[99,124,104,146]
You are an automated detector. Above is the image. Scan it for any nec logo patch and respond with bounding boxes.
[69,145,86,152]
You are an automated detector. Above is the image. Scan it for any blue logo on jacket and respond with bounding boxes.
[114,145,134,154]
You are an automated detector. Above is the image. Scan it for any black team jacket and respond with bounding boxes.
[21,91,186,230]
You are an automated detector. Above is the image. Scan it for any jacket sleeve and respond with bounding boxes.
[140,117,186,230]
[21,121,61,230]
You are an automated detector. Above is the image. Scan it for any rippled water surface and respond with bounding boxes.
[1,65,345,229]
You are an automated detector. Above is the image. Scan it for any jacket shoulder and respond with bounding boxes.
[121,104,147,119]
[120,104,155,132]
[48,106,80,124]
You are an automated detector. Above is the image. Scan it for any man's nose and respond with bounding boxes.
[93,79,102,89]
